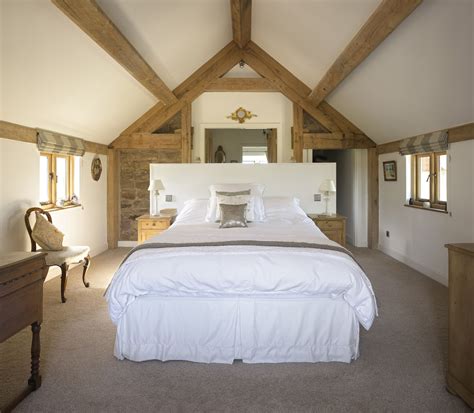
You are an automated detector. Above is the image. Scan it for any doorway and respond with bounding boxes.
[313,149,368,247]
[204,128,277,163]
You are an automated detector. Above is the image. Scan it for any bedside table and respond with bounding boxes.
[307,214,347,247]
[137,212,176,244]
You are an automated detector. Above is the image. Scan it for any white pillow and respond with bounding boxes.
[206,183,265,222]
[175,199,209,224]
[263,197,307,220]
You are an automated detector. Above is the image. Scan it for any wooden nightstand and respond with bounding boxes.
[307,214,347,247]
[137,211,176,244]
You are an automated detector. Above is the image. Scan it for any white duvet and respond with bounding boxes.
[106,208,377,332]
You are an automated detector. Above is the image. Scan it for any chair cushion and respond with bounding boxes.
[32,212,64,251]
[40,246,90,267]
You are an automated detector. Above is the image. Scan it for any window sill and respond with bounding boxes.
[404,204,448,214]
[42,204,82,212]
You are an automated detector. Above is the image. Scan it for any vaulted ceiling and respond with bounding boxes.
[1,0,472,145]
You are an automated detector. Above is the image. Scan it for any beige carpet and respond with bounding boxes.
[0,247,469,412]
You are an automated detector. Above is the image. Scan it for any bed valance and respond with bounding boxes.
[399,130,448,155]
[37,129,85,156]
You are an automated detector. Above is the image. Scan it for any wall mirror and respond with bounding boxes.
[204,128,277,164]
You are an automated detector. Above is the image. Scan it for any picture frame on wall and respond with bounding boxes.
[383,160,397,181]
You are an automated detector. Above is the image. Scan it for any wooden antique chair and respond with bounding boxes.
[25,207,91,303]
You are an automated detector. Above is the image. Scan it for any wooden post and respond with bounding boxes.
[181,103,192,163]
[293,104,304,163]
[368,148,379,249]
[107,148,119,249]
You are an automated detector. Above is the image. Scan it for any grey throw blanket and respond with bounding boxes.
[120,240,359,268]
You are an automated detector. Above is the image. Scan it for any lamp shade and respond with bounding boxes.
[148,179,165,191]
[319,179,336,193]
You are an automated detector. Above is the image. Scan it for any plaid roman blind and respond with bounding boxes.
[399,130,448,155]
[37,129,85,156]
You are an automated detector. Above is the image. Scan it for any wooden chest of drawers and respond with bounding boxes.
[307,214,346,247]
[0,251,48,410]
[137,212,176,244]
[445,243,474,409]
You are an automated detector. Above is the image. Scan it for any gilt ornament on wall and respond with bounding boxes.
[227,107,258,124]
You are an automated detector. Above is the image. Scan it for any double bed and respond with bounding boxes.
[106,193,377,364]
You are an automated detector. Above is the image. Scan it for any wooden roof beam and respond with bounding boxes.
[51,0,177,105]
[206,77,277,92]
[304,132,376,150]
[377,122,474,155]
[242,41,375,149]
[231,0,252,48]
[111,42,242,144]
[309,0,423,106]
[0,120,108,154]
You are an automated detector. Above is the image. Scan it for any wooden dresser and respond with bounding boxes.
[137,211,176,244]
[445,243,474,409]
[308,214,346,247]
[0,251,48,411]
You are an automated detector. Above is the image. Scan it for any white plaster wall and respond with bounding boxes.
[150,163,337,215]
[0,139,108,263]
[378,140,474,286]
[192,92,294,163]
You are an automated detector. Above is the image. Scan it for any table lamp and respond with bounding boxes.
[319,179,336,216]
[148,179,165,216]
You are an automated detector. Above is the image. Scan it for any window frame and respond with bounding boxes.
[39,152,78,209]
[241,146,269,164]
[411,151,447,211]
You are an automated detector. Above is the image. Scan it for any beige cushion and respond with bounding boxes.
[40,246,90,267]
[32,212,64,251]
[215,190,254,222]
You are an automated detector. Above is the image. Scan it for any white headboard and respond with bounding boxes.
[150,163,336,214]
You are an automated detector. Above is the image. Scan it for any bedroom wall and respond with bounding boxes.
[192,92,293,163]
[378,140,474,286]
[150,163,337,215]
[0,138,108,276]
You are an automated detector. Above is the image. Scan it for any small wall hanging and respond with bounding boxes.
[383,160,397,181]
[91,156,102,181]
[227,107,258,123]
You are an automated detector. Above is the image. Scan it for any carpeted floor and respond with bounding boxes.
[0,247,469,412]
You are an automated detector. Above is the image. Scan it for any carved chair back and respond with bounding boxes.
[25,207,53,252]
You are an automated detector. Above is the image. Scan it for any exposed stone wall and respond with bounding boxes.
[119,149,180,241]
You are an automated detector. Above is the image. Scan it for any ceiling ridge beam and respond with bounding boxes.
[111,42,242,144]
[231,0,252,48]
[51,0,177,105]
[309,0,423,106]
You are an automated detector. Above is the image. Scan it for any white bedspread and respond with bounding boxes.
[106,216,377,332]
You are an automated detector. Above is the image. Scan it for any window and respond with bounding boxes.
[411,151,447,211]
[242,146,268,164]
[39,153,80,208]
